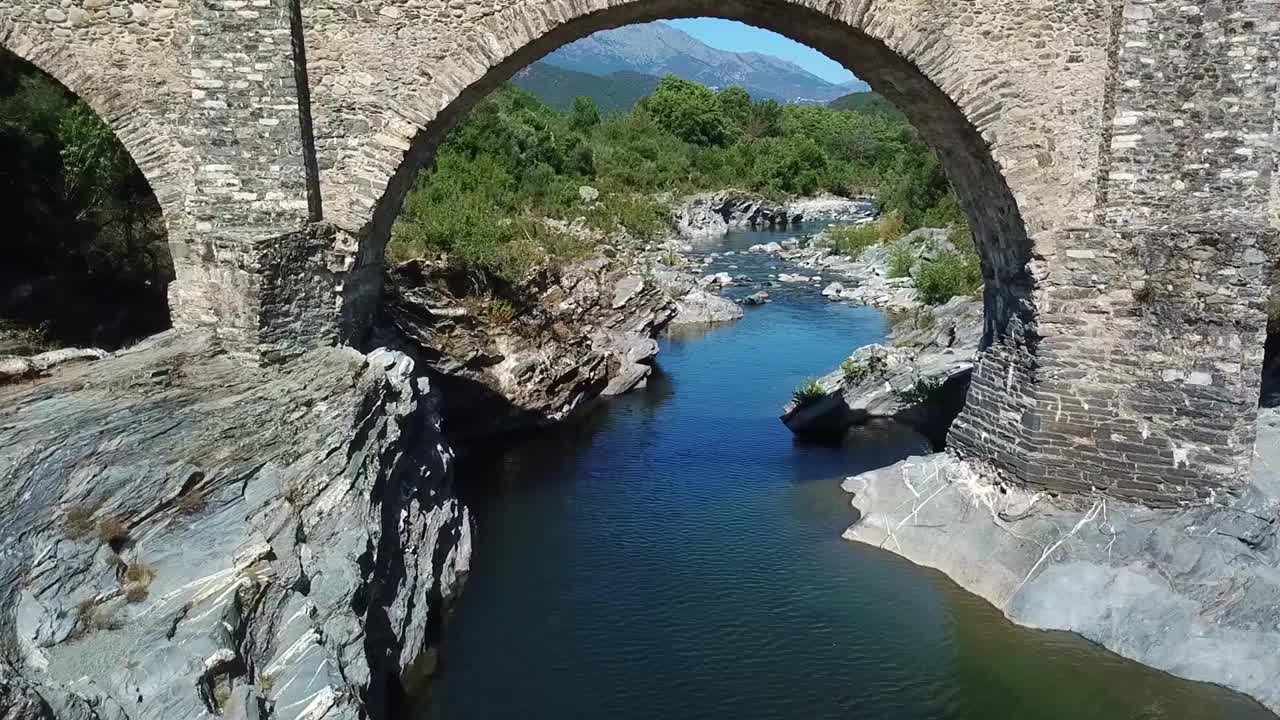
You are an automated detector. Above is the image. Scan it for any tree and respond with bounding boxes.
[569,95,601,131]
[644,76,735,147]
[716,86,752,132]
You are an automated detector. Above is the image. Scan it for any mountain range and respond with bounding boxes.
[514,21,868,109]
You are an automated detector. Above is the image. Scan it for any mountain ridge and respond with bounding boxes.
[538,21,869,105]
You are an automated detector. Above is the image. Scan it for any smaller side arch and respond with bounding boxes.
[0,19,194,328]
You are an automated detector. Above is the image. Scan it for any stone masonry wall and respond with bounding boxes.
[952,0,1280,504]
[183,0,354,358]
[952,224,1274,506]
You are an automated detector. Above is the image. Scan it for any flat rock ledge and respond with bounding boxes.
[0,331,471,720]
[843,427,1280,715]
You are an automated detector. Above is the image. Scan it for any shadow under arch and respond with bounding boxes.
[364,0,1035,349]
[0,42,177,347]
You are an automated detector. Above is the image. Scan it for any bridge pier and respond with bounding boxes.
[951,222,1274,505]
[167,0,366,362]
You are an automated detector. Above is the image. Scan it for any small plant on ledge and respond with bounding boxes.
[792,379,828,408]
[894,376,943,405]
[840,353,888,385]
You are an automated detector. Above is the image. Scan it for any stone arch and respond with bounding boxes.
[0,19,192,326]
[337,0,1054,350]
[0,21,186,238]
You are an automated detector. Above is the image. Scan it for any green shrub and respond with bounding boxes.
[587,194,669,241]
[886,240,914,279]
[840,354,887,385]
[915,225,982,305]
[826,224,880,259]
[827,212,907,260]
[874,210,907,244]
[894,376,942,405]
[916,250,982,305]
[792,379,827,407]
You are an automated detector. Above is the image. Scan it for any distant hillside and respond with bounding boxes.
[541,21,867,105]
[511,63,661,113]
[830,91,905,121]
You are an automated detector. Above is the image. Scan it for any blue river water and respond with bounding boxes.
[426,226,1273,719]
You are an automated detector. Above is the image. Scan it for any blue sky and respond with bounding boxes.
[664,18,856,85]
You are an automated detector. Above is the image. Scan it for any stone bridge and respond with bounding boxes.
[2,0,1276,505]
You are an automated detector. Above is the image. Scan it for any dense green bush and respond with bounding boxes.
[826,212,906,260]
[886,240,914,279]
[826,224,880,259]
[915,226,983,305]
[391,76,969,283]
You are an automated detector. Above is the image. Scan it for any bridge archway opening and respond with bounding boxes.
[366,3,1034,356]
[0,46,173,350]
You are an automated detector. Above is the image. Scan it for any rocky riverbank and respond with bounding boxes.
[747,221,981,446]
[674,191,874,238]
[381,227,741,444]
[843,432,1280,715]
[0,332,470,720]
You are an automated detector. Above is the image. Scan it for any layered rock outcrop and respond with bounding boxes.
[782,297,981,446]
[674,192,874,238]
[844,430,1280,715]
[0,332,469,720]
[383,249,741,443]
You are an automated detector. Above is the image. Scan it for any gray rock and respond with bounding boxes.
[384,255,678,441]
[781,298,981,445]
[743,291,770,306]
[673,192,810,238]
[0,332,471,720]
[578,185,599,203]
[785,195,877,223]
[821,282,844,297]
[843,446,1280,715]
[0,347,109,384]
[672,289,744,326]
[611,275,644,309]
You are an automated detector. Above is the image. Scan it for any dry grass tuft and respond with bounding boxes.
[123,561,156,603]
[97,516,131,547]
[63,503,98,540]
[176,489,207,516]
[74,598,122,637]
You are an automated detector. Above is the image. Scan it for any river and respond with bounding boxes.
[425,226,1273,719]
